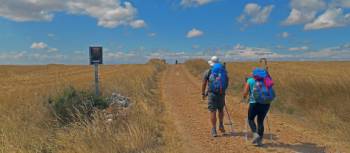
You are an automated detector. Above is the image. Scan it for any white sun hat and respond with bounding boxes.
[211,56,219,63]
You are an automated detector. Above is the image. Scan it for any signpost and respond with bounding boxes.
[89,46,103,96]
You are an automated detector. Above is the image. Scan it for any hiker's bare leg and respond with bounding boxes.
[218,108,226,133]
[210,111,217,129]
[218,109,224,125]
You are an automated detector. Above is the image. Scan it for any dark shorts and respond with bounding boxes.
[208,93,225,112]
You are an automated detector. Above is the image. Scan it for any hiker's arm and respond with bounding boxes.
[243,83,249,99]
[202,70,209,98]
[202,80,207,96]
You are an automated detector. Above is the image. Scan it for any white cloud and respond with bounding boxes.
[331,0,350,8]
[238,3,274,25]
[138,43,350,61]
[0,51,27,61]
[30,41,59,53]
[129,19,146,28]
[67,1,143,28]
[31,42,48,49]
[234,44,245,50]
[74,50,83,54]
[181,0,215,7]
[192,44,200,49]
[279,32,290,38]
[2,43,350,64]
[288,46,309,51]
[146,51,189,60]
[186,28,204,38]
[222,43,350,60]
[0,50,67,64]
[48,48,58,53]
[301,43,350,59]
[148,33,156,37]
[0,0,64,22]
[105,52,136,59]
[283,9,318,25]
[283,0,326,25]
[304,8,350,30]
[227,44,276,58]
[48,33,55,37]
[283,0,350,30]
[0,0,145,29]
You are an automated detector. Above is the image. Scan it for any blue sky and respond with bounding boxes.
[0,0,349,64]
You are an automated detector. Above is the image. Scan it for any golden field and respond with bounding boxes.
[1,59,350,153]
[185,59,350,146]
[0,60,180,153]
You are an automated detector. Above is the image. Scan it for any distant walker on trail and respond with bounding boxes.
[243,58,276,146]
[202,56,229,137]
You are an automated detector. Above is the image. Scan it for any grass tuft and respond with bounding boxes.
[49,86,109,126]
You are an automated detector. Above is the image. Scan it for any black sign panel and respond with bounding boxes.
[89,47,103,65]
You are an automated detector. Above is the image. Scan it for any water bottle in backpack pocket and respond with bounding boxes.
[208,63,228,95]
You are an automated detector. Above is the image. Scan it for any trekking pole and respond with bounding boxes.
[224,97,234,135]
[242,75,251,142]
[260,58,274,142]
[260,58,273,141]
[266,113,273,142]
[245,117,248,142]
[241,97,248,142]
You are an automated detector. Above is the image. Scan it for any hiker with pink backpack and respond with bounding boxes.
[242,58,276,146]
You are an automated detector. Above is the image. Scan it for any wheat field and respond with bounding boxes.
[0,60,181,153]
[1,59,350,152]
[185,59,350,146]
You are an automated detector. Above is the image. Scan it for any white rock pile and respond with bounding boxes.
[108,92,131,108]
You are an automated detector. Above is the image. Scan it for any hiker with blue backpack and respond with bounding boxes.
[202,56,229,137]
[242,58,276,146]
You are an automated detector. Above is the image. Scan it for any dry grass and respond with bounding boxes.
[185,59,350,146]
[0,61,179,153]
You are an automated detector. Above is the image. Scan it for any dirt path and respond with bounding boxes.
[161,65,338,153]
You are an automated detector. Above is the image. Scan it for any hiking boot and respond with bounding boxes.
[219,124,226,133]
[256,137,263,146]
[211,128,218,137]
[252,132,260,144]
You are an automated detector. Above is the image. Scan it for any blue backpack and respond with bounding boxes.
[209,63,228,95]
[252,68,276,104]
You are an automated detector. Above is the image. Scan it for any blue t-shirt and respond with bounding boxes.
[247,77,256,104]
